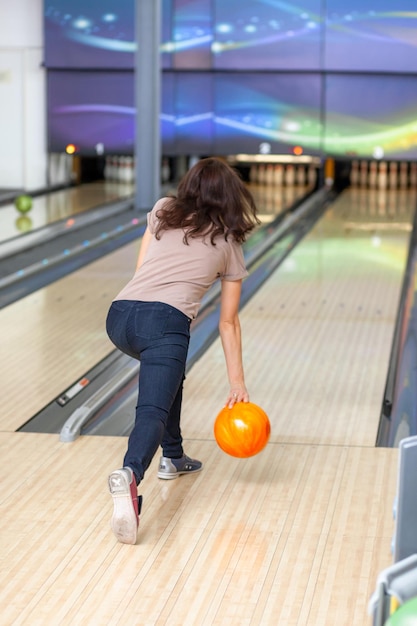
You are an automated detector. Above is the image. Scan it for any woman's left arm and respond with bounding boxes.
[136,227,153,271]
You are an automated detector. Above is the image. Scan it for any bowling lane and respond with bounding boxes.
[0,183,309,432]
[178,186,416,448]
[0,180,135,242]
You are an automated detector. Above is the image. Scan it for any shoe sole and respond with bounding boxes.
[157,466,203,480]
[108,470,139,545]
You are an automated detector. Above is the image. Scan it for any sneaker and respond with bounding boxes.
[108,467,142,544]
[157,454,203,480]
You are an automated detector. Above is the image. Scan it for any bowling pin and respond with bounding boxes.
[266,164,274,186]
[399,162,408,188]
[369,161,378,188]
[258,164,266,185]
[388,161,398,189]
[115,156,122,181]
[284,164,295,186]
[126,156,135,183]
[119,156,127,182]
[377,161,387,189]
[350,160,359,186]
[307,164,317,187]
[296,165,306,186]
[273,164,284,186]
[249,164,257,184]
[359,161,368,187]
[108,156,115,181]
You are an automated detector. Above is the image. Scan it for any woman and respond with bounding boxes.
[106,157,259,544]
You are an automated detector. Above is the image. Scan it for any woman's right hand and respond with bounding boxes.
[226,384,249,408]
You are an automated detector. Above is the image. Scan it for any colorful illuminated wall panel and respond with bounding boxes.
[324,74,417,159]
[44,0,417,158]
[324,0,417,72]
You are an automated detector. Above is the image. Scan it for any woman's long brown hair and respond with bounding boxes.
[154,157,260,244]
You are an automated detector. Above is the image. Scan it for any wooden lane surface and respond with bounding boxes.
[0,432,397,625]
[0,185,308,433]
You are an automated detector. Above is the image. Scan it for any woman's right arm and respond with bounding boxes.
[219,279,249,408]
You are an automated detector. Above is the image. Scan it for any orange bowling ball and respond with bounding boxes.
[214,402,271,458]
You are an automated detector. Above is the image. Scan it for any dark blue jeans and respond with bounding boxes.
[106,300,191,484]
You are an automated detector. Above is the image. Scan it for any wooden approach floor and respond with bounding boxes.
[0,186,415,625]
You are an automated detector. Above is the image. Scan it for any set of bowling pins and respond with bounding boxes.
[249,163,317,188]
[104,156,172,184]
[350,160,417,189]
[104,156,135,183]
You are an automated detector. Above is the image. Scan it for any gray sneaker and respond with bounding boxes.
[157,454,203,480]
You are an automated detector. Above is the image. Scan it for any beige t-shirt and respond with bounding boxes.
[114,198,248,319]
